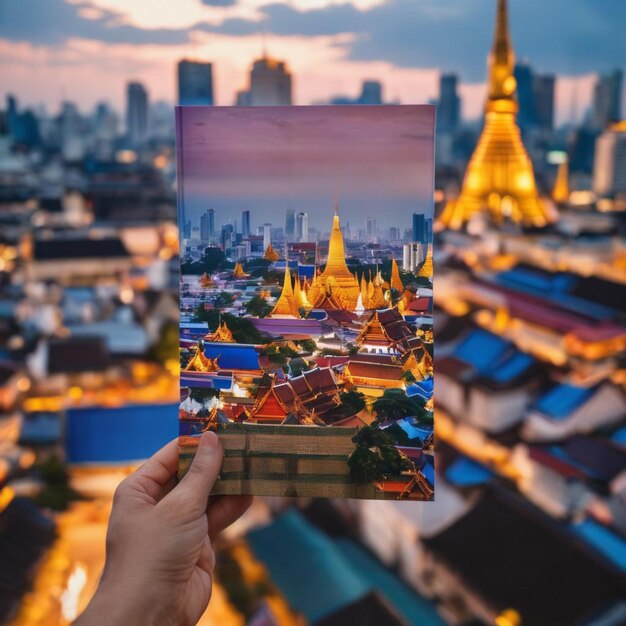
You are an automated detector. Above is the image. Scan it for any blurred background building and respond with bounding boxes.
[0,0,625,624]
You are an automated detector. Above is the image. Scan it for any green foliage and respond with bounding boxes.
[181,246,228,275]
[323,389,366,424]
[244,295,272,318]
[213,291,235,308]
[348,425,408,484]
[296,338,317,353]
[244,258,271,278]
[189,387,219,403]
[372,388,426,423]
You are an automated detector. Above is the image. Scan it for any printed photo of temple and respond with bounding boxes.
[176,104,436,500]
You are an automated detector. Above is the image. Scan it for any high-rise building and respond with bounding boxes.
[240,56,292,106]
[221,224,234,251]
[403,242,423,272]
[285,209,295,239]
[412,213,426,243]
[438,74,461,133]
[200,209,215,242]
[439,0,553,230]
[126,81,148,146]
[366,217,376,241]
[296,212,309,242]
[178,60,213,106]
[358,81,383,105]
[533,74,555,131]
[593,122,626,197]
[242,210,251,238]
[592,69,623,130]
[263,223,272,250]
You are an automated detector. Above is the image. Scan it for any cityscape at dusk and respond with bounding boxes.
[0,0,625,624]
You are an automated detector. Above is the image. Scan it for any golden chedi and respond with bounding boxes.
[318,200,360,309]
[439,0,556,230]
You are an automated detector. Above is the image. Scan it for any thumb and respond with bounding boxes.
[165,431,223,517]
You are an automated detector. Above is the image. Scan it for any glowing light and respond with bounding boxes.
[116,149,137,163]
[68,386,83,400]
[61,564,88,622]
[496,609,522,626]
[16,376,31,392]
[119,285,134,304]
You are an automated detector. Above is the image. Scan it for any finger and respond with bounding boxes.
[207,495,253,540]
[163,431,223,516]
[125,438,180,502]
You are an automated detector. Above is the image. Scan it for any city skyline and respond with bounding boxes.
[1,0,625,125]
[177,104,435,230]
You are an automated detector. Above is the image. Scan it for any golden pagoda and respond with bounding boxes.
[232,262,247,278]
[185,342,220,372]
[439,0,555,230]
[418,246,433,279]
[318,200,360,309]
[205,320,236,343]
[264,244,280,262]
[272,261,300,317]
[552,159,570,205]
[199,273,213,288]
[390,256,403,292]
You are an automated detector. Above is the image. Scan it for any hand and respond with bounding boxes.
[75,431,252,626]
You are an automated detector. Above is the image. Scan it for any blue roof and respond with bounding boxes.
[66,403,178,464]
[534,384,595,420]
[498,268,575,294]
[407,377,434,399]
[298,264,315,279]
[247,510,443,625]
[308,309,328,320]
[422,456,435,487]
[334,540,445,626]
[20,412,62,444]
[203,342,260,370]
[611,427,626,447]
[396,418,433,441]
[444,456,494,487]
[247,510,370,622]
[488,352,534,384]
[453,329,510,374]
[572,519,626,573]
[180,373,233,390]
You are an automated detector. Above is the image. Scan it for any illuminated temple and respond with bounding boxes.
[439,0,555,230]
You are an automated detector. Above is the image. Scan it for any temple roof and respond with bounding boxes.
[356,308,414,347]
[205,320,236,343]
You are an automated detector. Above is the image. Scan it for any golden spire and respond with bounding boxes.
[264,243,280,262]
[318,198,360,309]
[552,159,570,205]
[272,258,300,317]
[205,320,235,343]
[439,0,556,230]
[232,262,247,278]
[418,246,433,279]
[185,342,220,372]
[390,256,403,292]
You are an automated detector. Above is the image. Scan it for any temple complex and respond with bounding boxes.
[272,262,300,318]
[439,0,555,230]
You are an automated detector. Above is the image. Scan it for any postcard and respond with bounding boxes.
[177,105,435,500]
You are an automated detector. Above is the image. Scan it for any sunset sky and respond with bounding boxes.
[177,104,435,230]
[1,0,625,124]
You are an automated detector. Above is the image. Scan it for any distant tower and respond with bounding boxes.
[285,209,295,239]
[296,212,309,242]
[412,213,426,243]
[263,223,272,250]
[593,122,626,197]
[200,209,215,242]
[358,81,383,105]
[126,81,148,146]
[178,60,213,105]
[592,69,623,130]
[242,210,251,238]
[438,74,461,133]
[439,0,555,230]
[248,55,292,106]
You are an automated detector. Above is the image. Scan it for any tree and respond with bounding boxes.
[201,247,227,273]
[348,447,383,483]
[244,295,272,318]
[323,389,366,424]
[372,388,426,423]
[149,320,179,363]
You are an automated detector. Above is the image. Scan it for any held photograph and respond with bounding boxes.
[177,105,435,500]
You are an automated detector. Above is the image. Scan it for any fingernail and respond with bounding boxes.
[200,431,219,449]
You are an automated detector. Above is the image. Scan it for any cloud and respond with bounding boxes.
[0,0,190,46]
[1,0,624,80]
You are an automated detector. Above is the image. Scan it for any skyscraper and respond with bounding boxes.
[178,60,213,106]
[285,209,295,239]
[533,74,555,131]
[263,223,272,250]
[240,56,292,106]
[296,212,309,243]
[593,122,626,197]
[200,209,215,242]
[126,81,148,146]
[366,217,376,241]
[221,224,234,251]
[592,69,624,130]
[438,74,461,133]
[514,62,536,133]
[412,213,426,243]
[358,81,383,105]
[242,210,251,238]
[439,0,553,230]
